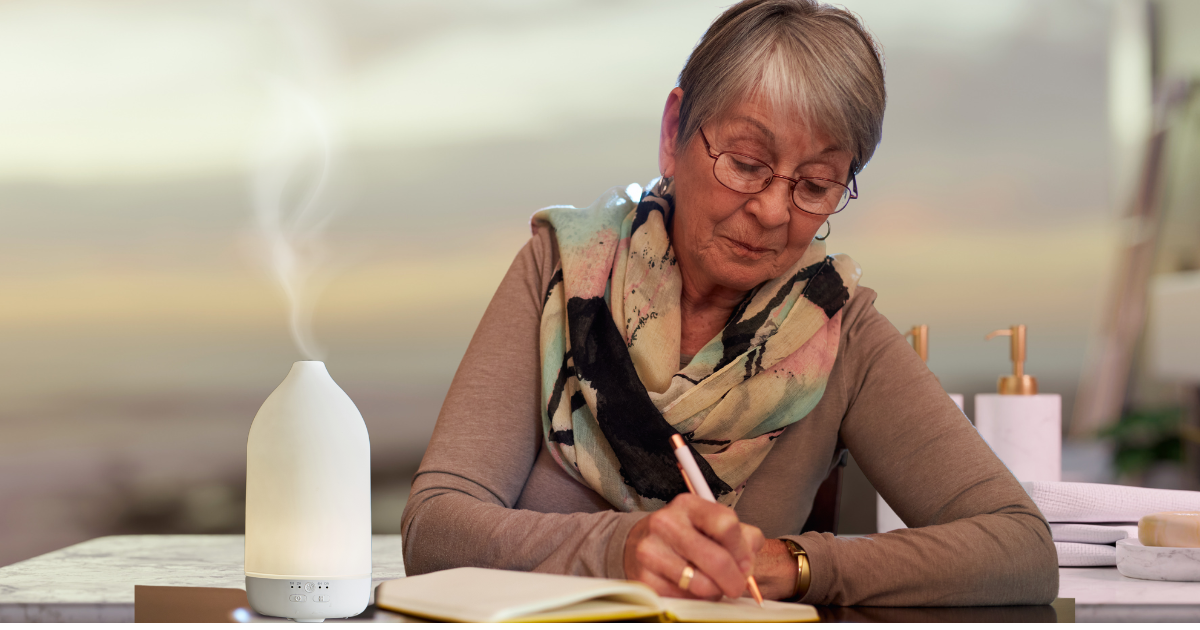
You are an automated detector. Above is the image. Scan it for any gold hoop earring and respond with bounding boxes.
[814,220,830,241]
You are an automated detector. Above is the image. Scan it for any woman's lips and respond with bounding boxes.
[723,236,773,259]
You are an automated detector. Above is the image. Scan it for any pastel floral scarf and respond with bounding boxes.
[534,178,861,512]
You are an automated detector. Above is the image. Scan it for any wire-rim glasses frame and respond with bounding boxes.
[698,127,858,216]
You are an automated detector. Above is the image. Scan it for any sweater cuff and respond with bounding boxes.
[605,511,651,579]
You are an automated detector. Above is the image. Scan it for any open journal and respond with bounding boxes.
[374,567,819,623]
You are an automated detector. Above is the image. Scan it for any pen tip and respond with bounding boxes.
[747,576,764,607]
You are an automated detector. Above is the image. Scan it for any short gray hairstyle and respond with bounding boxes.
[677,0,886,176]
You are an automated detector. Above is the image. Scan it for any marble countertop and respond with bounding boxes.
[4,534,1199,623]
[0,535,404,622]
[1060,566,1200,622]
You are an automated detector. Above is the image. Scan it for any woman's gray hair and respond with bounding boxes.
[677,0,886,177]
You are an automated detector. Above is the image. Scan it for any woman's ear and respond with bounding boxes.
[658,87,684,178]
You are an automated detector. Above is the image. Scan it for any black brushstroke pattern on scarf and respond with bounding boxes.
[630,197,655,235]
[543,268,563,310]
[570,391,587,412]
[632,187,674,234]
[549,429,575,446]
[804,260,851,318]
[567,295,731,501]
[546,351,573,428]
[712,257,846,375]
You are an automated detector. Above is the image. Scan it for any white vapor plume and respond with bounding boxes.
[250,80,339,361]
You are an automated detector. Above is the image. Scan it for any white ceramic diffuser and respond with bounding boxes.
[245,361,372,622]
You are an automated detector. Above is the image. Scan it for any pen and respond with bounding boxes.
[669,434,765,607]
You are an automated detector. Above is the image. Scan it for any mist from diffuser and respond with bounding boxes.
[250,81,336,362]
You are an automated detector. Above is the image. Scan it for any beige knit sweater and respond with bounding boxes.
[400,228,1058,606]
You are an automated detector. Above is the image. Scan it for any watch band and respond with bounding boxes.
[782,539,811,601]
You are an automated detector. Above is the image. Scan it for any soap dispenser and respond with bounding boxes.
[904,325,965,412]
[973,326,1061,482]
[877,325,966,533]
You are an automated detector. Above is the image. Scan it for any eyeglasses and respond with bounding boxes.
[698,128,857,216]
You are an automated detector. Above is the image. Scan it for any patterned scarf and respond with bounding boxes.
[534,178,861,512]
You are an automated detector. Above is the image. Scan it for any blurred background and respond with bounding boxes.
[2,0,1198,566]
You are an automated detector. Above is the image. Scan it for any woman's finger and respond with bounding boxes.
[740,522,767,555]
[684,498,758,572]
[650,500,750,597]
[638,569,694,600]
[635,534,725,600]
[637,550,724,601]
[669,495,758,576]
[669,524,748,597]
[634,514,725,599]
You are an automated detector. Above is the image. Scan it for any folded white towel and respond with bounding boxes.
[1022,481,1200,523]
[1055,541,1116,567]
[1050,523,1139,544]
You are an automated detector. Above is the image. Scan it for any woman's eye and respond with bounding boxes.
[731,157,766,174]
[801,180,831,196]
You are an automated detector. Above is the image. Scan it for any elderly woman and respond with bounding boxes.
[400,0,1058,606]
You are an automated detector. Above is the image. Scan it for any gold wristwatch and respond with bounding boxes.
[782,539,811,601]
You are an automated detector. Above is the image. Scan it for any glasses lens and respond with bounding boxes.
[793,179,851,215]
[714,153,772,193]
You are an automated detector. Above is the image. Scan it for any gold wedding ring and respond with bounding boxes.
[677,565,694,591]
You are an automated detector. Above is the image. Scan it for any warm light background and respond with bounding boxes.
[0,0,1114,565]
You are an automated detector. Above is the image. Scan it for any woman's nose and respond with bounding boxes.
[744,176,792,229]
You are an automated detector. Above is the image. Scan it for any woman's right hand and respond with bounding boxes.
[623,494,765,600]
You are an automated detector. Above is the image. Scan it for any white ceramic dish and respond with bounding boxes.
[1116,538,1200,581]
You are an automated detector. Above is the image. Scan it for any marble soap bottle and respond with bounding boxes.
[876,325,966,533]
[973,325,1061,482]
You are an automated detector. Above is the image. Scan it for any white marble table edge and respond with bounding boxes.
[0,535,406,604]
[1059,566,1200,605]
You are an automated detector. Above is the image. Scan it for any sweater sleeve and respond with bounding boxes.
[399,230,646,579]
[788,293,1059,606]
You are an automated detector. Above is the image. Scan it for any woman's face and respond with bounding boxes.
[660,87,855,295]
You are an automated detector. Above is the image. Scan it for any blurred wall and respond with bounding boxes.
[0,0,1113,563]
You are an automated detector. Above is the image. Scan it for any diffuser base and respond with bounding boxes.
[246,576,371,621]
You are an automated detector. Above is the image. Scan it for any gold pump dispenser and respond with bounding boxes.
[985,325,1038,395]
[905,325,929,362]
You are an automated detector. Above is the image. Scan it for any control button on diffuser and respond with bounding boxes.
[304,582,315,593]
